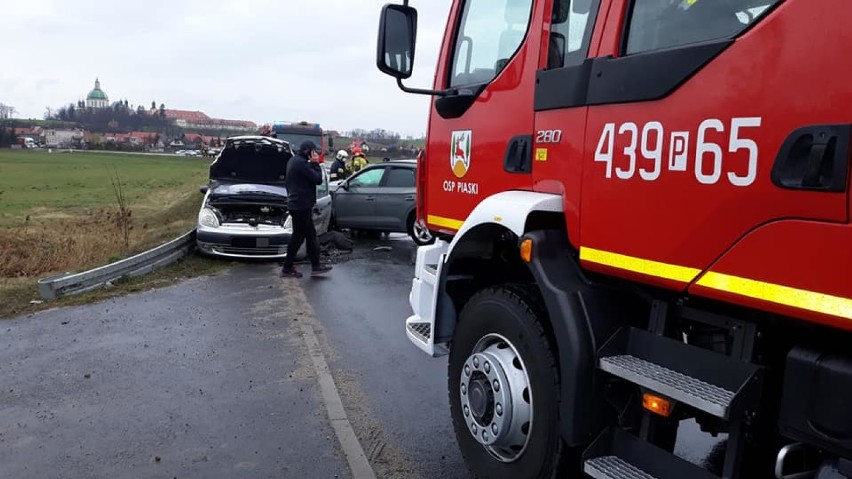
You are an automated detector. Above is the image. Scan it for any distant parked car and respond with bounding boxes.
[196,136,332,259]
[332,160,433,245]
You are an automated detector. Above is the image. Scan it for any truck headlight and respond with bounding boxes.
[283,214,292,231]
[198,208,220,228]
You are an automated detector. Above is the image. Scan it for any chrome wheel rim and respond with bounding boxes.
[412,221,433,243]
[459,333,532,463]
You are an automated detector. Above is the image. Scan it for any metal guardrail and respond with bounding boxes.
[37,229,197,300]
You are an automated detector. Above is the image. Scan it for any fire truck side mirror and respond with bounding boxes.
[377,4,417,79]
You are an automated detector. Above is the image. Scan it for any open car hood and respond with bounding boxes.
[208,136,293,185]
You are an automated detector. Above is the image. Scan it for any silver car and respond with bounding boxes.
[332,160,433,245]
[196,136,332,259]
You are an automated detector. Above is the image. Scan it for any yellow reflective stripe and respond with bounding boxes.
[428,215,464,230]
[698,272,852,320]
[579,246,701,284]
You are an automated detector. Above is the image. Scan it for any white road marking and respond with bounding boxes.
[289,282,377,479]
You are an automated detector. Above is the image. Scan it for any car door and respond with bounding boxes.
[313,168,332,234]
[333,166,387,229]
[373,165,417,232]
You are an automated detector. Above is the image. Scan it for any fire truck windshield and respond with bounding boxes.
[272,131,322,150]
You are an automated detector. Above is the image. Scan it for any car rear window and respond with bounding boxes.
[385,167,415,188]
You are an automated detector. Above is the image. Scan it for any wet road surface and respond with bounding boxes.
[302,233,726,477]
[302,234,468,478]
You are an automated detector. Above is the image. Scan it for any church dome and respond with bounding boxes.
[87,78,108,101]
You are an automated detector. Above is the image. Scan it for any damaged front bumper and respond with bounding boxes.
[196,224,292,259]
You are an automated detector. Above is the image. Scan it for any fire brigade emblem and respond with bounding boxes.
[451,130,472,179]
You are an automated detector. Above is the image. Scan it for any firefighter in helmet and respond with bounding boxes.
[330,149,349,181]
[349,147,368,175]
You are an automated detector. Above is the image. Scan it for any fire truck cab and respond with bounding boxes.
[377,0,852,477]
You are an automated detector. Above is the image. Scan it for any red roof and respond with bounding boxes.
[163,109,256,129]
[164,109,212,122]
[14,127,43,136]
[101,131,158,143]
[184,133,216,144]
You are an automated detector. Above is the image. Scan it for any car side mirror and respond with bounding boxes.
[200,186,209,194]
[377,4,417,79]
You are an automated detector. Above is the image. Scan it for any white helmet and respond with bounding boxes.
[335,150,350,161]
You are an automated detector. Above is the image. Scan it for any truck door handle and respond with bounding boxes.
[503,135,533,174]
[405,196,415,201]
[365,196,376,201]
[772,124,851,192]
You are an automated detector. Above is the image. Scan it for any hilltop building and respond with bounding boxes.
[163,109,256,133]
[85,78,109,109]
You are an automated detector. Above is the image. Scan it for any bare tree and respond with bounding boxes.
[0,103,16,119]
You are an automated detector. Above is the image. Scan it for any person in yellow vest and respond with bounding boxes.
[349,147,368,174]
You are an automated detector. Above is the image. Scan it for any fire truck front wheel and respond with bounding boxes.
[448,284,571,478]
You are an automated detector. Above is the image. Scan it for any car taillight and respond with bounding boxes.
[416,148,427,225]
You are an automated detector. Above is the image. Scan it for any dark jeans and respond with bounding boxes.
[283,208,320,269]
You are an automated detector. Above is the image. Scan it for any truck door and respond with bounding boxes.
[532,0,605,245]
[424,0,546,232]
[575,0,851,291]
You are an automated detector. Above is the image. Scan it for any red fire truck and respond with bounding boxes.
[376,0,851,477]
[269,121,333,162]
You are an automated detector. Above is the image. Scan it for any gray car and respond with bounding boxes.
[332,160,433,245]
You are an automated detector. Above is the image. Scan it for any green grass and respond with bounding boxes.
[0,149,208,227]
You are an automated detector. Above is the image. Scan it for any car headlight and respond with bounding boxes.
[198,208,220,228]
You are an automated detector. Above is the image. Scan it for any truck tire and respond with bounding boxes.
[448,284,569,478]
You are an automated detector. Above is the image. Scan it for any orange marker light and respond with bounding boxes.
[520,239,533,263]
[642,393,673,417]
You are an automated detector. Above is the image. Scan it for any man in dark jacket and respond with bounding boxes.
[281,140,332,278]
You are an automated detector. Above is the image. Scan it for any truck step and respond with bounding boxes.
[600,355,735,418]
[585,455,656,479]
[407,321,432,343]
[583,428,718,479]
[598,328,762,419]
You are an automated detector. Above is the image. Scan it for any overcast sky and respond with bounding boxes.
[1,1,453,137]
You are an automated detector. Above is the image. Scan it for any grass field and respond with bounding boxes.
[0,149,213,311]
[0,150,207,227]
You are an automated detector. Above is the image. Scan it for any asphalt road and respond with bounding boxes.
[1,232,727,479]
[0,266,348,479]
